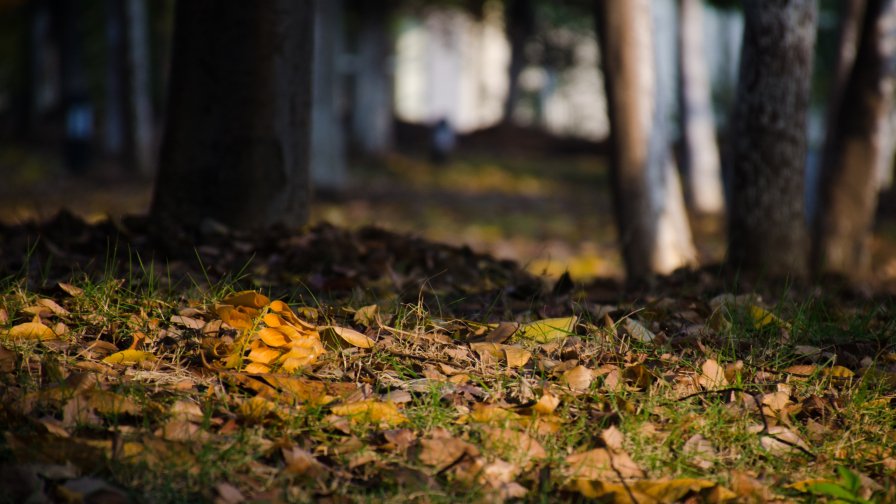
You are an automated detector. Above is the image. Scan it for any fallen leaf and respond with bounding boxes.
[824,365,855,379]
[760,426,811,456]
[682,434,716,469]
[504,346,531,368]
[699,359,728,389]
[102,350,155,365]
[562,365,595,392]
[3,316,57,341]
[479,426,546,466]
[623,317,655,343]
[565,447,644,481]
[222,290,271,308]
[533,391,560,415]
[321,325,375,349]
[519,316,577,343]
[282,446,328,478]
[58,282,84,297]
[419,437,479,471]
[484,321,519,344]
[214,482,246,504]
[331,400,407,426]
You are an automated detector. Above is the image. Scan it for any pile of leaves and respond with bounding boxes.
[1,271,895,502]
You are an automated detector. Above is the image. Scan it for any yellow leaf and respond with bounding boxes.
[244,362,270,374]
[263,313,283,327]
[519,316,577,343]
[269,300,315,330]
[258,327,289,348]
[321,325,375,349]
[222,290,270,308]
[787,478,834,492]
[247,345,281,364]
[215,305,253,330]
[102,350,155,365]
[504,346,531,368]
[353,304,379,327]
[749,305,787,329]
[331,400,407,426]
[533,391,560,415]
[824,366,854,379]
[4,318,57,341]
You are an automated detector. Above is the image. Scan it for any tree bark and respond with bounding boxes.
[124,0,155,176]
[502,0,535,123]
[150,1,314,230]
[677,0,724,215]
[726,0,817,278]
[596,0,697,283]
[351,0,394,155]
[813,0,896,279]
[311,0,347,191]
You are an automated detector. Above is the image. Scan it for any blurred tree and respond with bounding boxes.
[311,0,347,191]
[51,0,94,173]
[677,0,724,215]
[502,0,535,123]
[350,0,395,155]
[103,0,154,175]
[595,0,697,283]
[726,0,817,278]
[813,0,896,280]
[151,2,314,230]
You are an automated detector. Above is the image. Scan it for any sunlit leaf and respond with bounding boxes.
[533,391,560,415]
[321,325,375,349]
[247,345,281,364]
[102,350,155,365]
[222,290,270,308]
[331,400,407,426]
[504,346,531,368]
[215,305,253,330]
[562,365,595,391]
[824,366,854,379]
[258,327,289,347]
[3,315,57,341]
[519,316,577,343]
[699,359,728,389]
[58,282,84,297]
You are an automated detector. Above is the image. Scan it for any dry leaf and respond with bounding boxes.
[760,426,811,455]
[102,350,155,365]
[419,437,479,470]
[321,325,375,349]
[699,359,728,389]
[331,400,407,426]
[519,316,577,343]
[533,391,560,415]
[58,282,84,297]
[565,447,644,481]
[682,434,716,469]
[623,317,655,343]
[3,316,57,341]
[222,290,270,308]
[504,346,531,368]
[479,426,546,466]
[562,365,595,392]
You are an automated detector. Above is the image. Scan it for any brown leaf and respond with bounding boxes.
[699,359,728,389]
[682,434,716,469]
[479,426,546,467]
[565,447,644,481]
[58,282,84,297]
[484,321,519,344]
[282,446,328,478]
[221,290,270,308]
[562,365,595,392]
[419,437,479,471]
[504,346,532,368]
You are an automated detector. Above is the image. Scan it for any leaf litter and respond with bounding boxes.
[0,214,894,502]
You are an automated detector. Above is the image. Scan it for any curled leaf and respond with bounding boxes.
[102,350,155,365]
[321,325,375,349]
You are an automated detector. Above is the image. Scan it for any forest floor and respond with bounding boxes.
[0,146,895,502]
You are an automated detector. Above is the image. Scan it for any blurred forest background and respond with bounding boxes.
[0,0,895,285]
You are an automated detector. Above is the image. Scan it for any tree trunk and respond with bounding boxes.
[351,1,394,155]
[502,0,534,123]
[150,1,314,230]
[726,0,817,278]
[103,0,126,158]
[813,0,896,279]
[311,0,348,191]
[595,0,697,283]
[124,0,155,176]
[677,0,724,215]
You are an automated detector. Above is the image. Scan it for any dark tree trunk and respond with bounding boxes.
[726,0,817,278]
[51,0,93,173]
[351,0,394,155]
[813,0,896,279]
[311,0,347,191]
[596,0,696,283]
[502,0,534,123]
[150,1,315,230]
